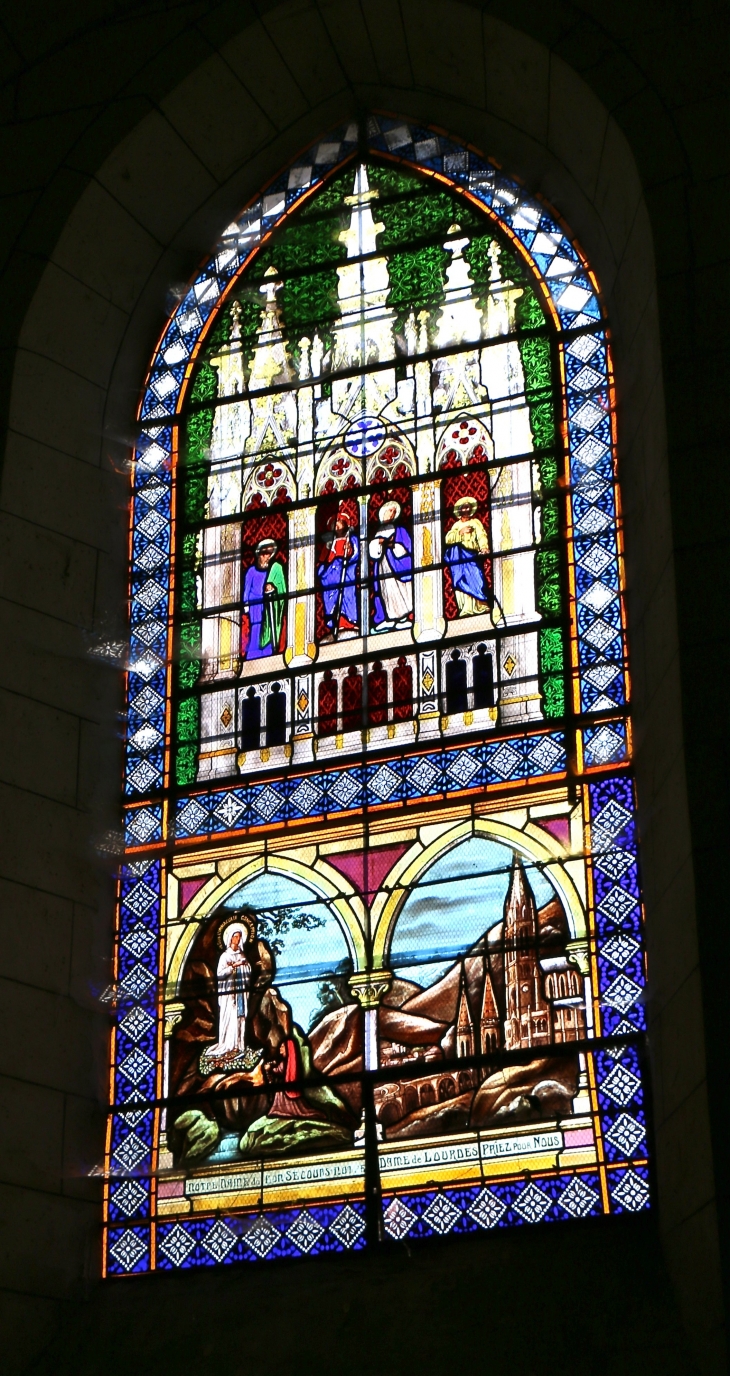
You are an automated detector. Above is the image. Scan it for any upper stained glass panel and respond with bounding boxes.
[174,158,572,786]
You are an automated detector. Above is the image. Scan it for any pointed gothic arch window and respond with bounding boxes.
[107,118,649,1278]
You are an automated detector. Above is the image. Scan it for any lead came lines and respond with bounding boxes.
[107,117,646,1275]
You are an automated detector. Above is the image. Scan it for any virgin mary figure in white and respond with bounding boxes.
[207,921,251,1061]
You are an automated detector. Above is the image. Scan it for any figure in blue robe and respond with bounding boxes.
[318,511,360,637]
[444,496,492,616]
[368,499,413,630]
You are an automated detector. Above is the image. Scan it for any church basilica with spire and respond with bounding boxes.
[450,856,586,1067]
[374,857,586,1131]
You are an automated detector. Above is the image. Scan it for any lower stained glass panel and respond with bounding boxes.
[103,770,649,1275]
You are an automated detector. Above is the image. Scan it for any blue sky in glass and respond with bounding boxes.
[391,838,557,989]
[227,871,350,1029]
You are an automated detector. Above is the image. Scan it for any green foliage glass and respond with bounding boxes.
[176,742,198,788]
[176,155,573,768]
[536,549,561,616]
[539,627,566,719]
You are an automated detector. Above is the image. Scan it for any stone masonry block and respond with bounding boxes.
[0,1076,65,1193]
[2,433,118,553]
[662,1202,726,1373]
[75,716,121,814]
[317,0,380,87]
[0,779,99,905]
[653,966,709,1124]
[644,856,700,1016]
[549,54,608,203]
[0,1180,96,1298]
[594,115,644,262]
[609,200,658,359]
[401,0,486,109]
[51,179,161,315]
[62,1091,106,1202]
[360,0,412,86]
[70,897,114,1017]
[7,349,105,468]
[483,15,549,145]
[0,686,79,808]
[0,600,107,721]
[654,1081,717,1227]
[0,978,97,1099]
[221,20,309,128]
[19,262,128,392]
[0,514,97,626]
[260,0,347,107]
[0,877,74,996]
[97,109,217,245]
[161,52,276,185]
[0,1290,65,1376]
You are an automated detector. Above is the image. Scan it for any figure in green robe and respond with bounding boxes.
[241,538,287,658]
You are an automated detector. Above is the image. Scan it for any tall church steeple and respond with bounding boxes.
[456,959,475,1059]
[331,164,396,417]
[248,266,291,392]
[503,856,550,1050]
[479,956,501,1056]
[433,225,485,412]
[209,300,249,464]
[435,226,483,349]
[245,266,297,454]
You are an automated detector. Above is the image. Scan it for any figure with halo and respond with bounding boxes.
[445,495,492,617]
[206,920,252,1061]
[170,905,356,1164]
[369,499,413,631]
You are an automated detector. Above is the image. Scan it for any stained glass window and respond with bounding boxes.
[105,117,649,1277]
